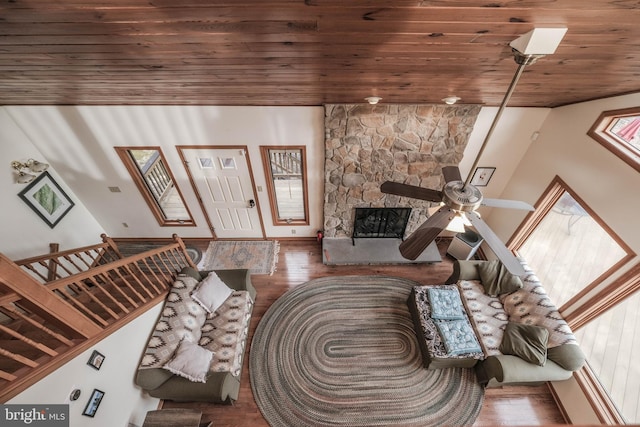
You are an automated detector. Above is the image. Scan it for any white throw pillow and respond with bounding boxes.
[191,271,233,314]
[163,339,213,383]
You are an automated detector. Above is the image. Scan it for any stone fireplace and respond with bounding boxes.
[323,104,481,239]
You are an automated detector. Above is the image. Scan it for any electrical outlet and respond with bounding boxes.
[122,222,129,228]
[291,229,296,234]
[257,185,263,192]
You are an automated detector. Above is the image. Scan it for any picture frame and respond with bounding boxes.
[87,350,105,370]
[82,389,105,417]
[18,171,74,228]
[470,167,496,187]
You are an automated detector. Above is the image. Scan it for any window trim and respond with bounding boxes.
[260,146,309,226]
[509,176,635,314]
[115,146,195,227]
[507,175,637,423]
[587,106,640,173]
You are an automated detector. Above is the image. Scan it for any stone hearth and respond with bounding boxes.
[323,104,481,239]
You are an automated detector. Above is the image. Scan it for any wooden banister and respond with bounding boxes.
[0,235,194,402]
[0,255,101,338]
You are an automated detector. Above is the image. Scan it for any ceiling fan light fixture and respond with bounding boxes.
[442,96,461,105]
[365,96,382,105]
[445,212,471,233]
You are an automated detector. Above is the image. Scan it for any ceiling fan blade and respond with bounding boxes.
[442,166,462,183]
[482,198,535,211]
[466,211,526,276]
[380,181,442,203]
[399,207,453,260]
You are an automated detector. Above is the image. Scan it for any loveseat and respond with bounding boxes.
[448,259,585,387]
[135,267,256,403]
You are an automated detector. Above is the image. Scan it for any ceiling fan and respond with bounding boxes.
[380,28,567,276]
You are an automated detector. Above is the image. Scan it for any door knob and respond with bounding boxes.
[249,199,256,208]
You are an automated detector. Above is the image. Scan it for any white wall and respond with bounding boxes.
[484,92,640,424]
[0,109,105,259]
[9,304,163,427]
[4,106,325,240]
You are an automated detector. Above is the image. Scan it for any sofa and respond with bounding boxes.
[135,267,256,403]
[447,259,586,387]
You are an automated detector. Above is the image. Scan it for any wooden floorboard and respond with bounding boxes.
[164,238,568,426]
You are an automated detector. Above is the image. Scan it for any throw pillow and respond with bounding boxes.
[434,319,482,355]
[477,260,523,297]
[547,344,586,371]
[500,321,549,366]
[427,287,465,320]
[191,271,233,314]
[163,339,214,383]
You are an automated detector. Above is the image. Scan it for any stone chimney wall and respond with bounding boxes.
[323,104,481,238]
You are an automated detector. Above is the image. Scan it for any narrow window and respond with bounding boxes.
[260,146,309,225]
[588,107,640,172]
[115,147,194,226]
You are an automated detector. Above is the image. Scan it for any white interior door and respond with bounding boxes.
[183,147,263,238]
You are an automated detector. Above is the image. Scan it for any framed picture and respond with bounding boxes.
[18,171,74,228]
[470,167,496,187]
[82,389,105,417]
[87,350,105,370]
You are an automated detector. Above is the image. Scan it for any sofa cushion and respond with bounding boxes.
[501,266,579,348]
[547,344,586,371]
[139,276,207,369]
[163,339,214,383]
[192,272,234,314]
[477,260,523,297]
[199,290,254,376]
[427,287,465,320]
[435,319,482,355]
[500,321,549,366]
[457,280,508,356]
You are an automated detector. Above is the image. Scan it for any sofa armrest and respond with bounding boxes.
[477,354,573,387]
[180,267,256,300]
[209,269,256,301]
[447,260,486,283]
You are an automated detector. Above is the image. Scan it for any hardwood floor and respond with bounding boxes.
[164,238,568,426]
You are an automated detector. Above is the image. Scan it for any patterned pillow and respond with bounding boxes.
[427,287,465,320]
[435,319,482,355]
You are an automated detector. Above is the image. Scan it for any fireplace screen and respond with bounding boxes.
[352,207,412,244]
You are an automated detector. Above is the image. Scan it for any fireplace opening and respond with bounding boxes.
[352,207,412,245]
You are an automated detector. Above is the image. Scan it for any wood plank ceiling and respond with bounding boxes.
[1,0,639,107]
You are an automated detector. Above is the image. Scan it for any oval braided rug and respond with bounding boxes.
[250,276,484,427]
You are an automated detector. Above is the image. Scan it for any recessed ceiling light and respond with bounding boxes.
[442,96,461,105]
[365,96,382,105]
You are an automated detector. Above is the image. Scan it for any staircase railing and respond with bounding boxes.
[0,234,196,402]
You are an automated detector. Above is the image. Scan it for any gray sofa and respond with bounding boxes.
[135,267,256,403]
[448,259,585,387]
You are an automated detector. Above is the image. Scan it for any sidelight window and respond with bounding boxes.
[260,146,309,225]
[115,147,194,226]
